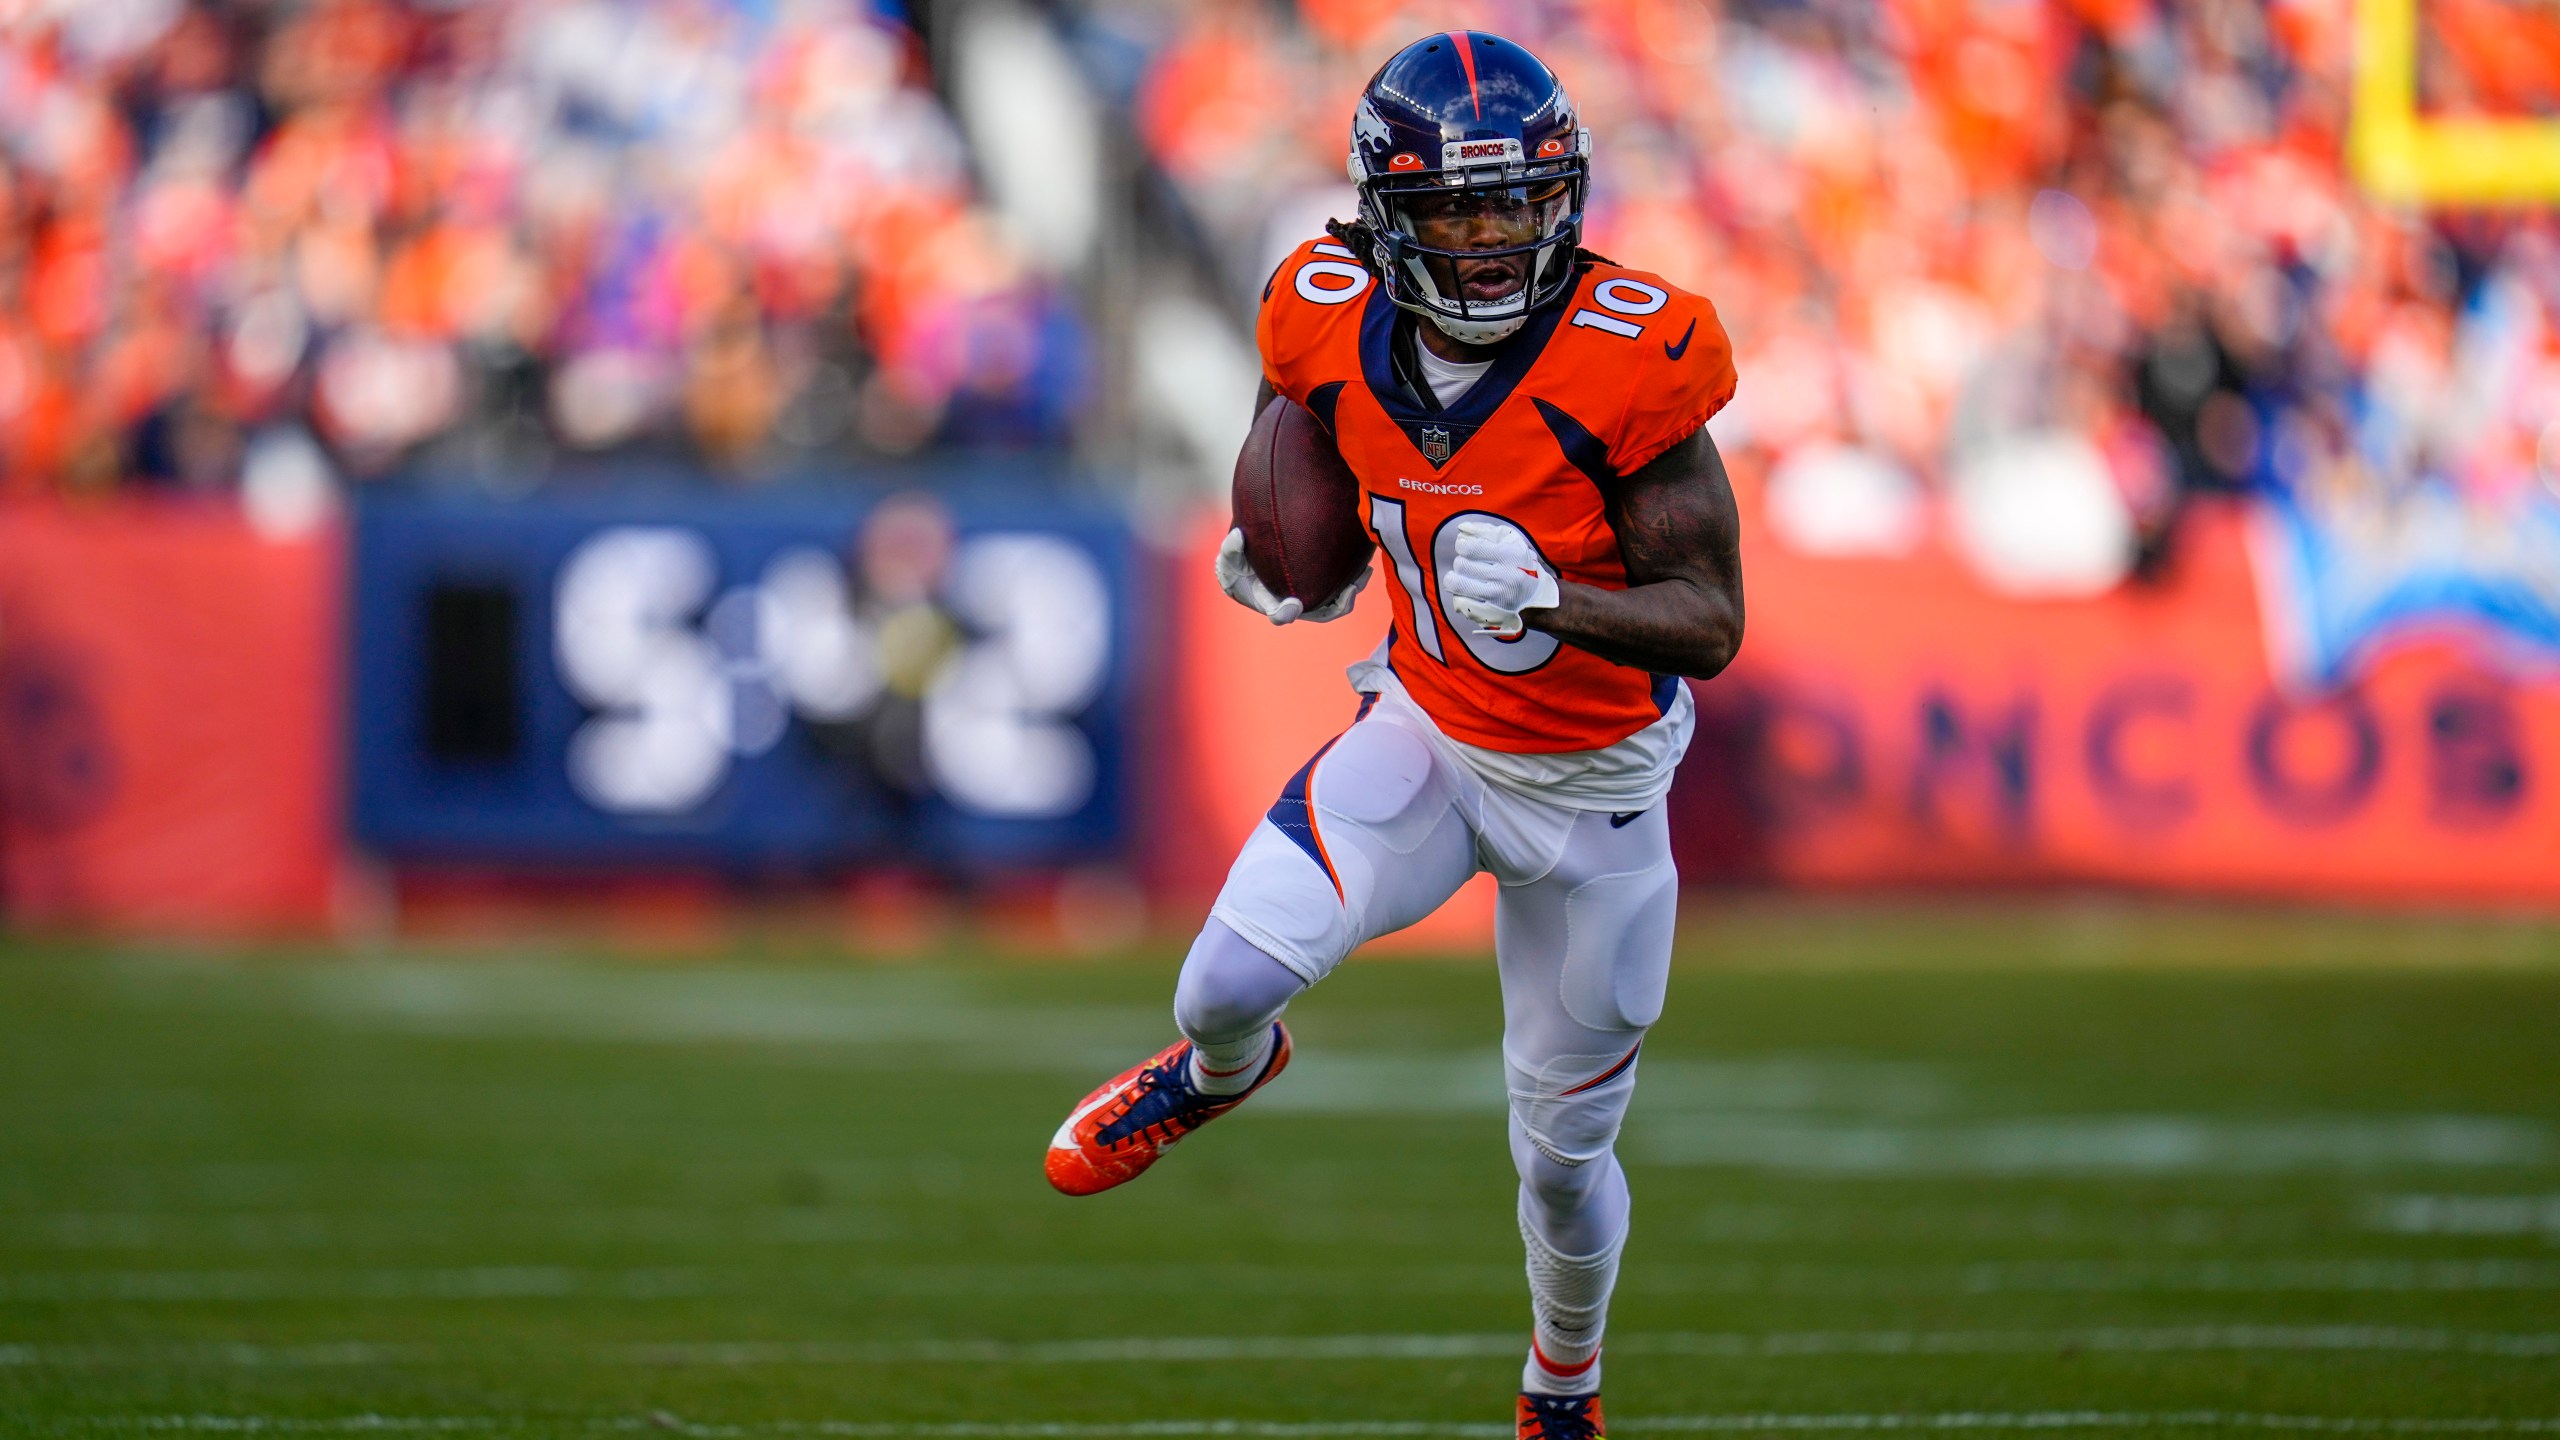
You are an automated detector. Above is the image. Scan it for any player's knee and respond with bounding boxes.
[1173,985,1270,1046]
[1506,1045,1640,1171]
[1512,1129,1603,1210]
[1173,921,1307,1043]
[1510,1118,1629,1255]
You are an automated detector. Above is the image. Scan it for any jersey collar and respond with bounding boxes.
[1358,265,1583,467]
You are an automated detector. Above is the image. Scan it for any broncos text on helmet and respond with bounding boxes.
[1346,32,1591,346]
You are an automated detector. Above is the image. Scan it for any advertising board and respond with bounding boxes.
[348,489,1136,870]
[0,504,337,934]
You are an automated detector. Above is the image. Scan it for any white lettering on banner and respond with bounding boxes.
[555,527,1107,820]
[923,535,1112,818]
[554,527,733,815]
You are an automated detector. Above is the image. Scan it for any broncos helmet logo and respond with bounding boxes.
[1349,97,1393,180]
[1353,97,1393,153]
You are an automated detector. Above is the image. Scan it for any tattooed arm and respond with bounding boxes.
[1528,425,1745,680]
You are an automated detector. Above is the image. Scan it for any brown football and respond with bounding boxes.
[1231,395,1372,608]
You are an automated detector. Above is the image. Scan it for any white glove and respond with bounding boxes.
[1216,527,1370,625]
[1442,519,1560,637]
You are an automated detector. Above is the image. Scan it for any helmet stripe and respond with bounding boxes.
[1448,31,1481,119]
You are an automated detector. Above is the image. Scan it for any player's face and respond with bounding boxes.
[1399,182,1569,304]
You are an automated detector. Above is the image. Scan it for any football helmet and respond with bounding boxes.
[1346,32,1590,346]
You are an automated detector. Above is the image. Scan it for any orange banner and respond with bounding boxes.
[0,503,338,936]
[1678,504,2560,902]
[1173,502,2560,927]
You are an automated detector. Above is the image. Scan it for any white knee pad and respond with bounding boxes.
[1507,1043,1643,1167]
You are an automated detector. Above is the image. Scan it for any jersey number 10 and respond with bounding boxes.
[1569,278,1669,339]
[1367,496,1561,676]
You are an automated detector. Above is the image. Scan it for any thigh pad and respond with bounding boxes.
[1312,718,1452,856]
[1558,861,1678,1032]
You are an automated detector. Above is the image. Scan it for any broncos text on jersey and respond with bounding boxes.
[1256,237,1738,755]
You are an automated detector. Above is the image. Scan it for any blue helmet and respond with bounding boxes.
[1346,32,1590,345]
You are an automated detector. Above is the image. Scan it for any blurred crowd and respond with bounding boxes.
[0,0,1087,509]
[1121,0,2560,595]
[15,0,2560,594]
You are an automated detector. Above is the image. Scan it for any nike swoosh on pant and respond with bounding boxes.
[1610,810,1646,828]
[1663,318,1696,361]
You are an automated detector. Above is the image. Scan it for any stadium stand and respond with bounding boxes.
[1115,0,2560,595]
[0,0,1088,501]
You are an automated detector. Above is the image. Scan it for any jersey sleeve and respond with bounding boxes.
[1606,290,1738,476]
[1255,238,1370,408]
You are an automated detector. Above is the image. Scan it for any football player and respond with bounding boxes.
[1046,31,1742,1440]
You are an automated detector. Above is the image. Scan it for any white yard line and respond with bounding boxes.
[1631,1117,2548,1175]
[7,1257,2559,1306]
[31,1413,2560,1437]
[1,1209,898,1251]
[10,1328,2559,1369]
[2366,1195,2560,1238]
[0,1267,714,1302]
[602,1328,2560,1365]
[1619,1260,2560,1295]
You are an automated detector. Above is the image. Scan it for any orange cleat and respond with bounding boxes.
[1044,1024,1291,1196]
[1517,1392,1605,1440]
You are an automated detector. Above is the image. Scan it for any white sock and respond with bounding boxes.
[1519,1198,1621,1395]
[1187,1026,1272,1095]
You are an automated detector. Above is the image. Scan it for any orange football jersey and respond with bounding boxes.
[1255,236,1738,755]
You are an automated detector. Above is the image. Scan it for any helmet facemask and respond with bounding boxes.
[1358,157,1587,346]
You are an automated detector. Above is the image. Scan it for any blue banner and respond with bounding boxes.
[347,487,1137,869]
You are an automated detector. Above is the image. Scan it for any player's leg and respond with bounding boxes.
[1171,919,1307,1094]
[1491,803,1677,1423]
[1047,708,1481,1195]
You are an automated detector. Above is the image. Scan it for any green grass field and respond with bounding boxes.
[5,900,2559,1438]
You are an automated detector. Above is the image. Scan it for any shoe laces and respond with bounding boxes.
[1520,1394,1603,1440]
[1092,1052,1213,1149]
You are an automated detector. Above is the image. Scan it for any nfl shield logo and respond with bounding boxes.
[1420,425,1452,464]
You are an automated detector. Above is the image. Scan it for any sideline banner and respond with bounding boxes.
[347,490,1136,869]
[1173,503,2560,926]
[0,504,338,935]
[1675,505,2560,901]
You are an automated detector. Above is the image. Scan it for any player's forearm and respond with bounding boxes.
[1533,577,1742,679]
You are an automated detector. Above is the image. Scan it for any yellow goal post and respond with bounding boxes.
[2351,0,2560,205]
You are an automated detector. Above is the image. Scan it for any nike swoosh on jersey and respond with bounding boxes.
[1609,809,1647,828]
[1663,318,1697,361]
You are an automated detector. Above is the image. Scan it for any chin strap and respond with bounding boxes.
[1430,313,1528,345]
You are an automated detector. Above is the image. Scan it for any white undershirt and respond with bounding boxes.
[1413,340,1494,407]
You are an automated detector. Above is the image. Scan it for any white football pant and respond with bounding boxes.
[1179,690,1677,1392]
